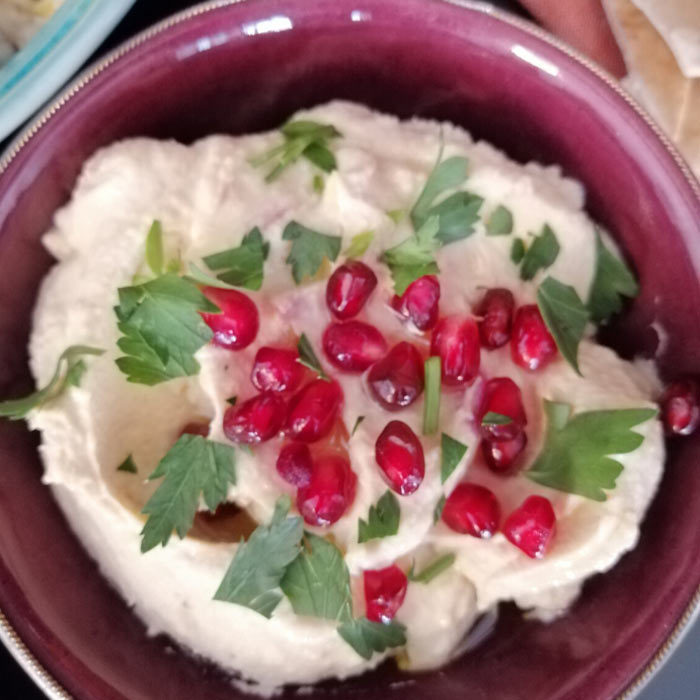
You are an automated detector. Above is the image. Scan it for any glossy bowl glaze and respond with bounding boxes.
[0,1,699,699]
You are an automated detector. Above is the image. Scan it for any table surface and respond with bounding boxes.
[1,0,698,698]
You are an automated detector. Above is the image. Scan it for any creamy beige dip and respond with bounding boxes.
[27,101,664,694]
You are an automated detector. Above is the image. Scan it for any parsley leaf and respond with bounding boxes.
[338,618,406,660]
[520,224,560,280]
[280,533,353,623]
[486,205,513,235]
[410,154,481,245]
[214,496,303,618]
[527,400,657,501]
[411,155,469,229]
[587,231,639,324]
[0,345,104,420]
[423,356,441,435]
[408,553,455,583]
[383,152,482,293]
[386,209,403,224]
[429,191,483,245]
[344,231,374,259]
[511,237,526,264]
[114,274,217,386]
[282,221,341,284]
[117,455,138,474]
[140,434,236,552]
[358,491,400,543]
[145,220,164,276]
[252,120,341,181]
[186,263,238,290]
[202,228,270,291]
[312,174,324,193]
[433,495,446,524]
[381,217,441,295]
[537,276,589,375]
[441,433,467,483]
[297,333,328,380]
[481,411,513,426]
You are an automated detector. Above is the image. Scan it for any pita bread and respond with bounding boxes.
[604,0,700,175]
[631,0,700,78]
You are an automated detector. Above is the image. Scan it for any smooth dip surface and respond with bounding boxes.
[28,102,664,694]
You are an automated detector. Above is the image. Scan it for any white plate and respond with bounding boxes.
[0,0,136,141]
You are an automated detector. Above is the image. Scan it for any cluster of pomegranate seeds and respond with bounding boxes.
[326,261,377,319]
[363,565,408,623]
[223,392,287,444]
[251,347,305,393]
[375,420,425,495]
[322,321,387,372]
[276,442,313,487]
[430,316,481,386]
[475,288,514,349]
[660,379,700,437]
[503,495,556,559]
[392,275,441,331]
[286,378,343,442]
[442,483,500,538]
[202,268,571,556]
[511,305,557,371]
[368,341,425,410]
[200,287,260,350]
[297,453,357,526]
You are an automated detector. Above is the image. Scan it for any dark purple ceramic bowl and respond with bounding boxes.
[0,1,699,698]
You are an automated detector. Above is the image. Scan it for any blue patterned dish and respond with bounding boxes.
[0,0,135,140]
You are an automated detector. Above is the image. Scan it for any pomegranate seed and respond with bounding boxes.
[322,321,387,372]
[442,483,500,538]
[504,495,556,559]
[660,379,700,436]
[326,261,377,319]
[180,422,210,437]
[475,288,514,349]
[286,379,343,442]
[276,442,313,487]
[367,342,424,410]
[297,453,357,526]
[392,275,441,331]
[251,347,305,393]
[511,305,557,371]
[375,420,425,495]
[200,287,259,350]
[223,393,287,444]
[477,377,527,441]
[482,431,528,473]
[363,566,408,623]
[430,316,481,386]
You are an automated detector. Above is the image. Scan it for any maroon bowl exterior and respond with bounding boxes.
[0,1,699,699]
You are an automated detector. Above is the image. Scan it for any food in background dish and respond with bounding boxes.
[0,0,63,67]
[2,101,694,695]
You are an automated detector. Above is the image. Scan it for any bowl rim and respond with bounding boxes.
[0,1,699,698]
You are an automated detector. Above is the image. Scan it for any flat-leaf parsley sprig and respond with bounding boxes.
[0,345,104,419]
[251,120,342,182]
[382,148,483,294]
[527,400,657,501]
